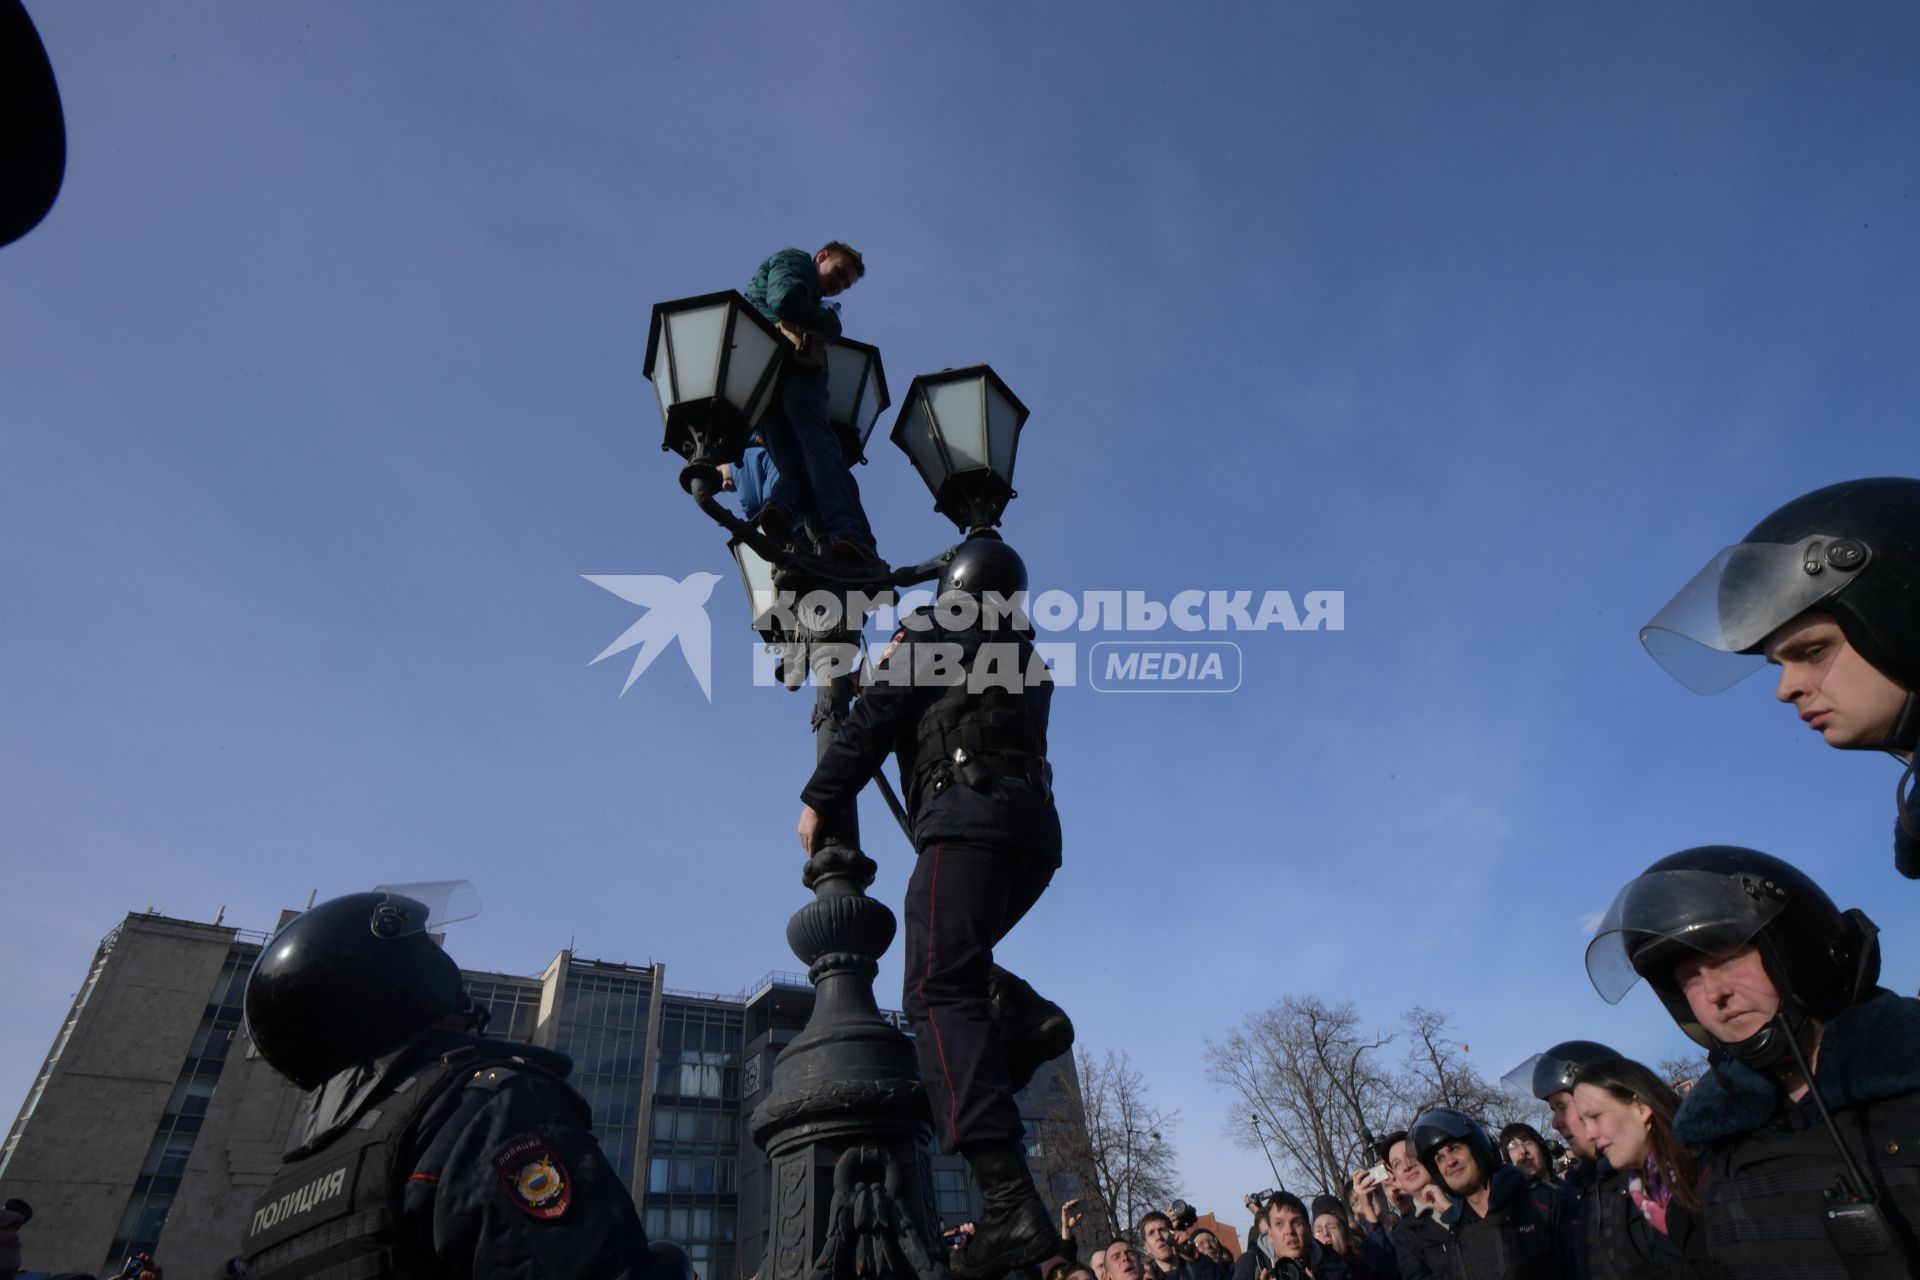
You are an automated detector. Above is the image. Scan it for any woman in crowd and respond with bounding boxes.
[1571,1057,1714,1279]
[1309,1195,1383,1280]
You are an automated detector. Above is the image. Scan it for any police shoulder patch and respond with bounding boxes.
[492,1134,571,1221]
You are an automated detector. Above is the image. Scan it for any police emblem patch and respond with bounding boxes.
[492,1135,571,1220]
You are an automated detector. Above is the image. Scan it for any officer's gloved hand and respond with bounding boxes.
[646,1240,694,1280]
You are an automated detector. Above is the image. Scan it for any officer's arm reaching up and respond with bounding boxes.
[797,632,930,852]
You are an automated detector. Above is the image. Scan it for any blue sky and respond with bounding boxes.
[4,0,1916,1232]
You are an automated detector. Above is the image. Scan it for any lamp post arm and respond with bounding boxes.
[887,547,959,590]
[686,472,791,565]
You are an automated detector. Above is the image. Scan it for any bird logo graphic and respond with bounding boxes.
[584,572,724,699]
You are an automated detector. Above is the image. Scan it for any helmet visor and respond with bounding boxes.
[374,880,481,934]
[1641,538,1868,693]
[1585,868,1787,1004]
[1499,1054,1544,1096]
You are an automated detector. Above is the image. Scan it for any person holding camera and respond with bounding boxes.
[238,889,687,1280]
[1347,1148,1408,1279]
[1233,1193,1349,1280]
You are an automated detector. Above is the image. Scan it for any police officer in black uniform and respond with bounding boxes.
[795,536,1071,1278]
[239,889,686,1280]
[1588,845,1920,1278]
[1409,1108,1562,1279]
[1502,1040,1620,1279]
[1640,477,1920,876]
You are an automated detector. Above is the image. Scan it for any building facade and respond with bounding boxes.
[3,911,1075,1280]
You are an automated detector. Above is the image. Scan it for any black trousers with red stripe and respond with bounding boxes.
[901,838,1059,1153]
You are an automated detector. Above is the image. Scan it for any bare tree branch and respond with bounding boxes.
[1204,998,1398,1195]
[1036,1047,1180,1243]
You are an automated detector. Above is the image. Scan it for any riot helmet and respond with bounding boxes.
[938,534,1028,606]
[1409,1108,1498,1189]
[245,884,478,1090]
[1586,847,1879,1071]
[1641,478,1920,739]
[1500,1039,1622,1101]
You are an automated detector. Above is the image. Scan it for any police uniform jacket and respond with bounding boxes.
[1562,1161,1598,1280]
[1522,1177,1575,1279]
[241,1030,652,1280]
[1438,1166,1561,1280]
[1673,988,1920,1279]
[802,608,1058,854]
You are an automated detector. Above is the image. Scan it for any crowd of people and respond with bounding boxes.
[1019,844,1913,1280]
[1004,478,1920,1280]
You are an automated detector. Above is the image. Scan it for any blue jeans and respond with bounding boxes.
[734,446,775,519]
[757,360,877,552]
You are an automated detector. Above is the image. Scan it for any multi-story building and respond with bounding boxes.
[2,910,1076,1280]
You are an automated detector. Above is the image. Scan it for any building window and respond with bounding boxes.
[100,947,254,1272]
[933,1168,972,1224]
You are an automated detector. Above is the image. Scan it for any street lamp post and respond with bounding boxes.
[644,301,1030,1280]
[1248,1114,1287,1193]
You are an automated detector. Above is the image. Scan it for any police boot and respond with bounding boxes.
[990,968,1074,1092]
[950,1143,1056,1279]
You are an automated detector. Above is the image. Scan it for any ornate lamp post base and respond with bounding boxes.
[749,843,949,1280]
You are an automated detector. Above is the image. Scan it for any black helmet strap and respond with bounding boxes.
[1880,691,1920,754]
[1839,909,1882,1006]
[1896,758,1920,880]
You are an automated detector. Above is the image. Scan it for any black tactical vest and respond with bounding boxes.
[1450,1177,1557,1280]
[1696,1101,1920,1280]
[907,632,1049,805]
[240,1050,476,1280]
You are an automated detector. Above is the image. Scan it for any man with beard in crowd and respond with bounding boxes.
[1191,1229,1234,1274]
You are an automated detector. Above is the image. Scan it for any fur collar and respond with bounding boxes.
[1674,989,1920,1145]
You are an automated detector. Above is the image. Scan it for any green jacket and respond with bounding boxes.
[745,247,842,339]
